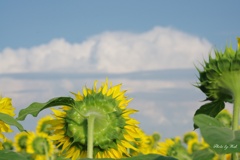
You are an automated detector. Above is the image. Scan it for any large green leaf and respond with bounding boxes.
[0,113,25,132]
[16,97,75,121]
[122,154,177,160]
[193,100,225,129]
[81,154,177,160]
[192,148,216,160]
[194,114,240,154]
[0,150,29,160]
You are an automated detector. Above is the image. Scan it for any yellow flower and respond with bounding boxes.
[136,130,161,155]
[36,116,54,135]
[2,138,13,150]
[14,131,29,152]
[26,132,54,160]
[187,138,209,154]
[183,131,198,144]
[0,96,15,140]
[158,138,176,156]
[50,79,141,160]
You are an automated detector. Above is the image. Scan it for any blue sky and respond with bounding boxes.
[1,1,239,50]
[0,1,239,139]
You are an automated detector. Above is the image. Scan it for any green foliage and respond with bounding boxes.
[80,154,177,160]
[0,150,29,160]
[191,148,216,160]
[16,97,75,121]
[0,153,177,160]
[194,114,240,154]
[0,113,25,132]
[193,100,225,129]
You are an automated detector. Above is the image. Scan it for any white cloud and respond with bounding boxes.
[0,26,212,73]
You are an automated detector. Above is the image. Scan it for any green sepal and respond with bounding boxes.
[193,100,225,129]
[16,97,75,121]
[0,112,25,132]
[194,114,240,154]
[217,59,231,72]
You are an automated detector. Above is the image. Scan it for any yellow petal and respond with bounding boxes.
[83,87,88,97]
[121,140,138,151]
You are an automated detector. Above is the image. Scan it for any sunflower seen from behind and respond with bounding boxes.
[14,131,29,152]
[49,79,141,160]
[36,116,54,135]
[26,132,54,160]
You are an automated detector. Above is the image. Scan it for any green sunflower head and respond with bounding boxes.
[196,44,240,103]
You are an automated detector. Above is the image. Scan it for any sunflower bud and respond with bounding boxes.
[196,44,240,102]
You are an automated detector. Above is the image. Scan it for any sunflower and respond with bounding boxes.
[131,130,161,155]
[49,79,141,159]
[0,96,15,140]
[2,138,13,150]
[36,116,54,135]
[26,132,54,160]
[159,138,191,160]
[183,131,198,144]
[140,132,161,154]
[195,41,240,130]
[14,131,29,152]
[187,138,209,154]
[159,138,177,156]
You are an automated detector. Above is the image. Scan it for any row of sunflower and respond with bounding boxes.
[0,90,235,159]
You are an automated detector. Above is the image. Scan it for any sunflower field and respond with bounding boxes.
[0,38,240,160]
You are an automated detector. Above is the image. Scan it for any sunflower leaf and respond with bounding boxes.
[0,149,29,160]
[192,148,216,160]
[16,97,75,121]
[81,154,177,160]
[0,112,25,132]
[193,100,225,129]
[194,114,240,154]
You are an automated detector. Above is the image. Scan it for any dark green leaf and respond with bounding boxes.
[0,113,25,132]
[193,100,225,129]
[194,114,240,154]
[16,97,75,121]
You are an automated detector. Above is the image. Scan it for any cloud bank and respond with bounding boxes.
[0,26,212,73]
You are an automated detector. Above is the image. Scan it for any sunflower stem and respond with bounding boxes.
[231,94,240,160]
[44,143,49,160]
[87,115,95,158]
